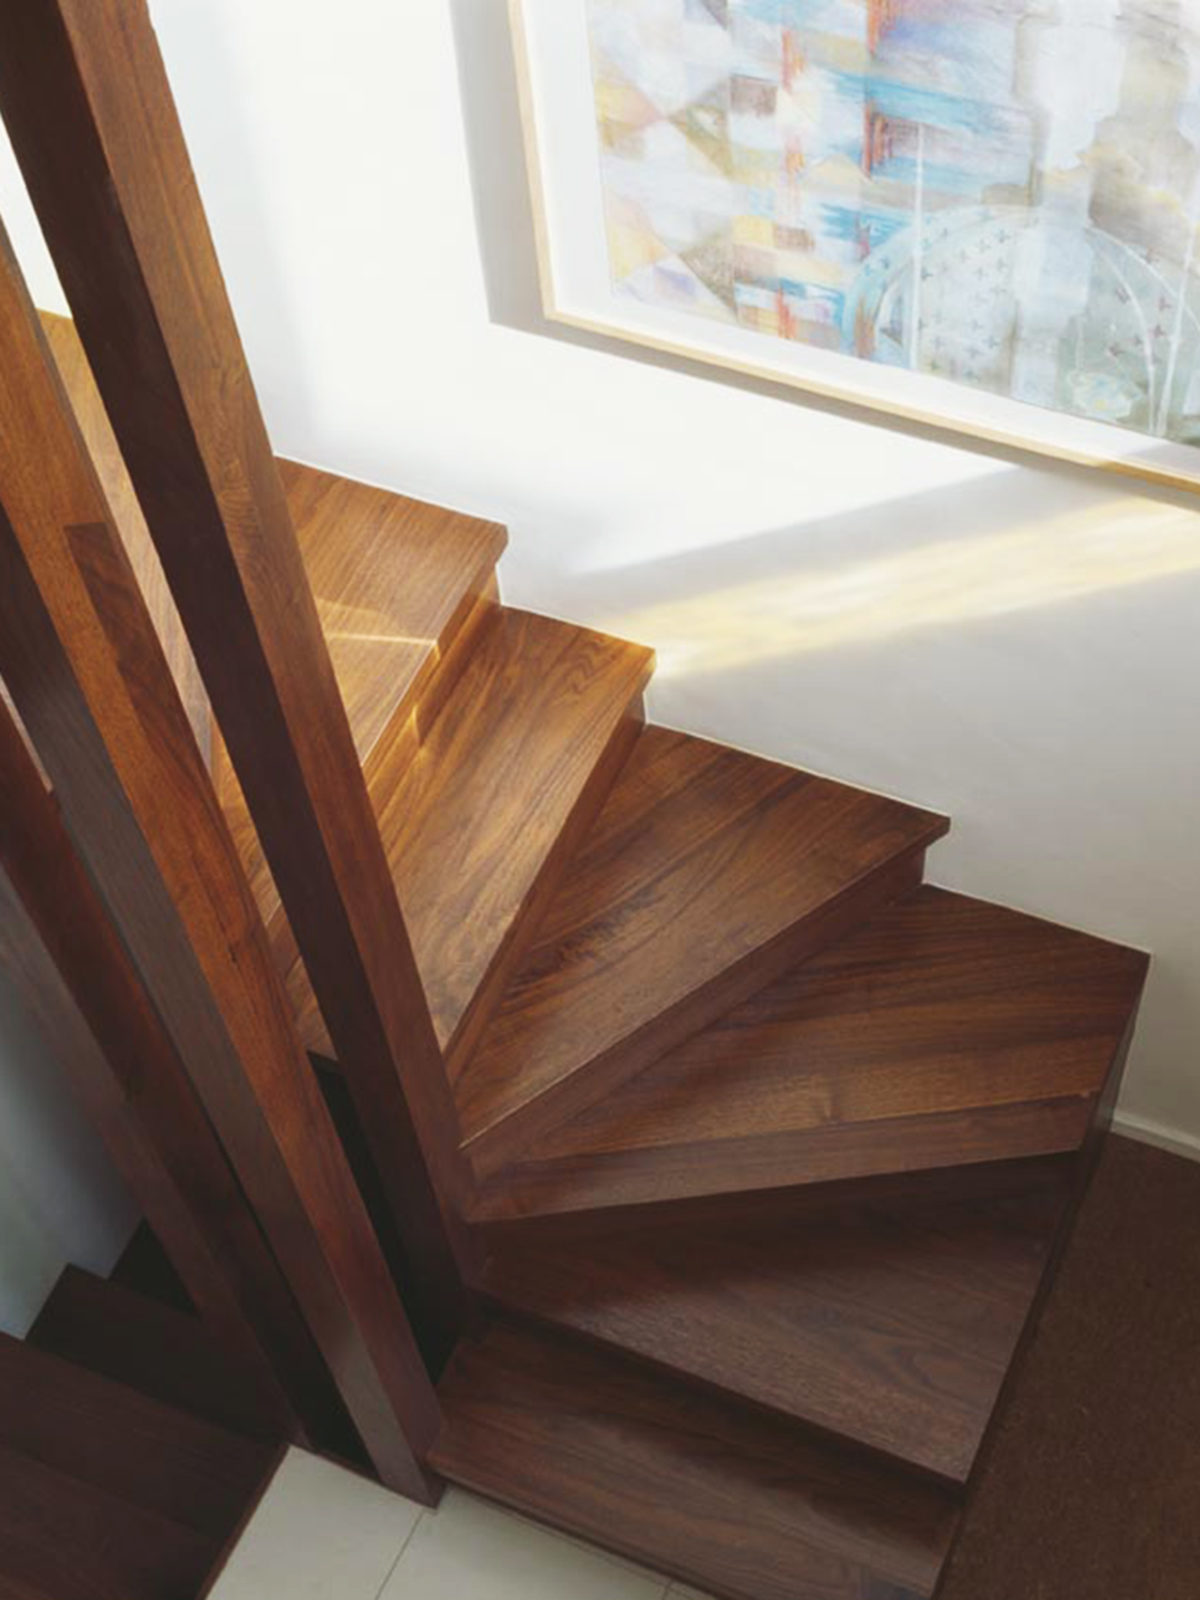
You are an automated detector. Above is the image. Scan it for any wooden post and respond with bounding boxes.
[0,218,441,1503]
[0,0,474,1356]
[0,694,327,1448]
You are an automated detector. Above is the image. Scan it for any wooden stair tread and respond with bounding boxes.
[457,726,948,1174]
[0,1329,274,1539]
[293,607,653,1060]
[476,887,1149,1218]
[433,1317,958,1600]
[480,1183,1065,1484]
[277,459,506,771]
[31,1265,285,1442]
[0,1444,214,1600]
[219,459,507,925]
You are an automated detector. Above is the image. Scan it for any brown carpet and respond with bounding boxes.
[939,1134,1200,1599]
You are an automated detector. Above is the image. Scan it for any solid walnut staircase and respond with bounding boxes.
[203,444,1144,1600]
[0,7,1150,1600]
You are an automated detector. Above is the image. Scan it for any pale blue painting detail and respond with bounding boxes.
[586,0,1200,441]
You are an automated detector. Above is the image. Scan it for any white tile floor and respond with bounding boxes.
[210,1448,715,1600]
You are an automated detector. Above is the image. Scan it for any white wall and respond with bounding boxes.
[0,973,136,1335]
[2,0,1198,1188]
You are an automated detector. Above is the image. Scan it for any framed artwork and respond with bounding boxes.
[511,0,1200,492]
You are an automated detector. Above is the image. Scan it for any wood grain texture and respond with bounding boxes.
[39,309,210,760]
[481,1184,1065,1484]
[216,462,506,935]
[434,1318,958,1600]
[458,725,947,1176]
[294,608,652,1064]
[0,0,472,1345]
[31,1267,293,1446]
[0,1332,273,1540]
[475,887,1149,1220]
[0,220,438,1500]
[0,1446,215,1600]
[0,693,317,1446]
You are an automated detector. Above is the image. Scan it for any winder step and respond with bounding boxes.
[457,725,947,1177]
[474,887,1148,1220]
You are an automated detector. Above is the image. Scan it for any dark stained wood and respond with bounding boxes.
[0,224,438,1499]
[474,888,1150,1220]
[31,1267,292,1445]
[215,462,506,935]
[481,1184,1066,1484]
[475,1154,1076,1249]
[110,1225,195,1316]
[434,1318,959,1600]
[0,1332,272,1540]
[0,693,325,1446]
[0,0,473,1331]
[293,609,652,1066]
[458,725,948,1177]
[0,1446,215,1600]
[39,309,210,760]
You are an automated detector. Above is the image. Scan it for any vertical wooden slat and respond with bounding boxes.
[0,219,440,1503]
[0,0,473,1356]
[0,694,322,1448]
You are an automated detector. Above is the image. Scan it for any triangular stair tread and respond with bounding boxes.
[218,458,508,925]
[0,1443,215,1600]
[475,887,1149,1219]
[0,1329,274,1540]
[31,1265,284,1442]
[292,607,653,1060]
[433,1318,958,1600]
[481,1182,1065,1484]
[457,725,948,1174]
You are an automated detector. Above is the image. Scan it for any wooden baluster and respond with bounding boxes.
[0,692,333,1448]
[0,219,440,1503]
[0,0,474,1355]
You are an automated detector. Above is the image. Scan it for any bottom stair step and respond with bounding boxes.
[0,1443,215,1600]
[31,1264,285,1443]
[431,1318,960,1600]
[480,1182,1067,1484]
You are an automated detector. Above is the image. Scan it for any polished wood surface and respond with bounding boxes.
[0,0,472,1337]
[0,223,437,1500]
[434,1318,957,1600]
[458,725,947,1176]
[0,1328,277,1600]
[0,1333,270,1540]
[31,1267,293,1446]
[481,1184,1064,1484]
[39,310,211,761]
[0,693,320,1445]
[325,611,650,1064]
[216,461,507,934]
[475,887,1149,1220]
[0,1446,215,1600]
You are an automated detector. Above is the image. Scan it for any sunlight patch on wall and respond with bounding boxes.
[602,495,1200,677]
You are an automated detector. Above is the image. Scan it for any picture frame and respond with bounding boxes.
[510,0,1200,494]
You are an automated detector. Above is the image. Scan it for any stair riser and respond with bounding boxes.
[471,1154,1076,1242]
[465,845,931,1181]
[274,577,503,1059]
[471,1095,1094,1223]
[444,699,647,1081]
[434,1320,957,1600]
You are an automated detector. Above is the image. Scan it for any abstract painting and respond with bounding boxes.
[513,0,1200,487]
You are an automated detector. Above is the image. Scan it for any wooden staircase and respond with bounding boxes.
[31,308,1147,1597]
[0,1256,279,1600]
[0,12,1150,1595]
